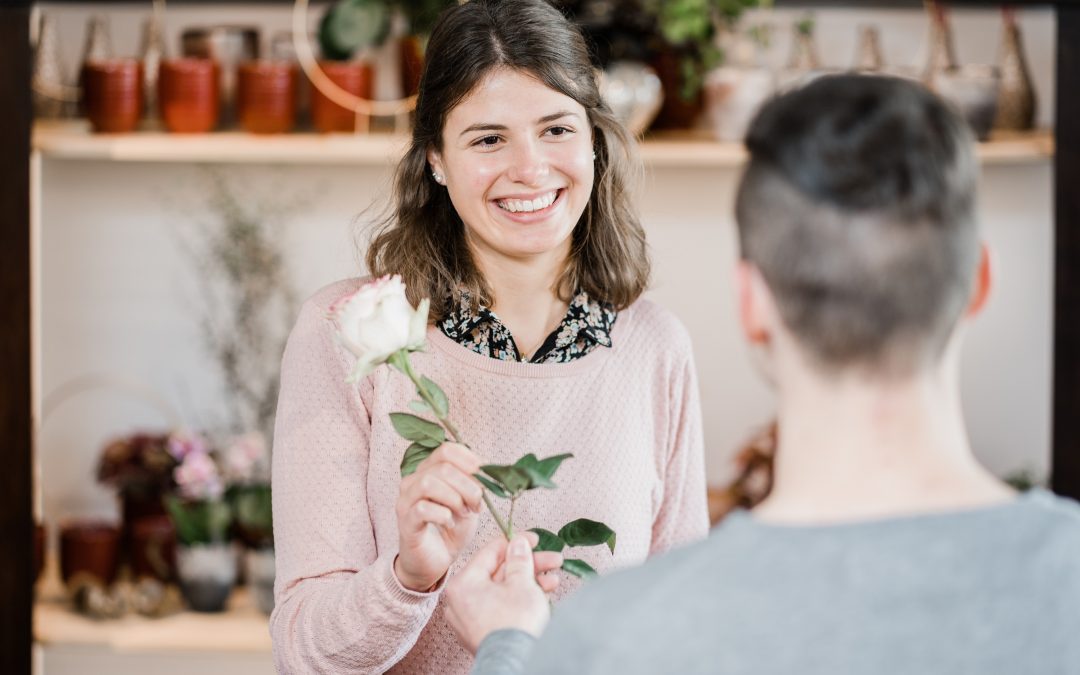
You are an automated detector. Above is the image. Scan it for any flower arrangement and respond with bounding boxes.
[163,430,232,547]
[222,432,274,549]
[97,432,178,499]
[331,276,616,577]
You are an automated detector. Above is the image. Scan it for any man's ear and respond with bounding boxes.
[736,260,771,345]
[965,242,993,318]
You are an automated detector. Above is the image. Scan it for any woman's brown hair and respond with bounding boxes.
[365,0,649,322]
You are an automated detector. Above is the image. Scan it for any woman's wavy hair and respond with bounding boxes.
[365,0,649,322]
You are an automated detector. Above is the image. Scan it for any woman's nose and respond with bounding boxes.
[505,140,549,186]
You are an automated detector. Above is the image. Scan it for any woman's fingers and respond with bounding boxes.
[532,551,563,574]
[401,499,456,534]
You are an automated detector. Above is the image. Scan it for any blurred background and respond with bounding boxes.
[20,0,1059,672]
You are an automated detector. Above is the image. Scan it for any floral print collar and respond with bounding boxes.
[438,289,616,364]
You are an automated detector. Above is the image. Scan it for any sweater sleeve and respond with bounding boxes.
[471,630,538,675]
[269,297,439,674]
[650,343,710,555]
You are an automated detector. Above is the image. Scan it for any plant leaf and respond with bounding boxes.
[558,519,617,554]
[408,399,432,415]
[480,464,531,496]
[529,528,565,553]
[512,452,574,489]
[420,376,449,418]
[474,473,509,498]
[400,442,434,477]
[390,412,445,448]
[561,558,597,579]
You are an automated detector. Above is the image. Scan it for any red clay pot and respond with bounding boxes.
[82,59,143,133]
[159,58,220,133]
[59,520,120,589]
[237,61,298,134]
[310,60,374,133]
[131,515,177,582]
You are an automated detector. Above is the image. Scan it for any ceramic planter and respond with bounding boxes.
[177,542,237,612]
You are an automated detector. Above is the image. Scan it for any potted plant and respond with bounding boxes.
[164,431,235,613]
[222,432,275,614]
[642,0,770,129]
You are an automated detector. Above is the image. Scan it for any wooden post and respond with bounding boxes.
[0,3,34,674]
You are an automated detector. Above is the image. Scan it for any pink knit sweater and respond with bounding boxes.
[270,278,708,674]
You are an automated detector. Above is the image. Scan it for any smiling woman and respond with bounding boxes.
[269,1,709,673]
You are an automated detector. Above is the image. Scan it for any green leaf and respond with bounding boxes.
[408,399,432,415]
[529,528,566,553]
[165,495,233,546]
[480,464,531,496]
[420,376,449,418]
[511,452,573,489]
[400,442,434,477]
[474,473,509,498]
[561,558,598,579]
[390,412,445,448]
[558,519,617,554]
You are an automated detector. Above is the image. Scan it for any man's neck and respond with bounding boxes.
[754,362,1014,525]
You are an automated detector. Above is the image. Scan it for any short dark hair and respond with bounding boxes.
[735,74,980,374]
[367,0,649,321]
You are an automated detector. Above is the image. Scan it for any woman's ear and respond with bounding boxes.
[427,147,445,183]
[965,242,993,318]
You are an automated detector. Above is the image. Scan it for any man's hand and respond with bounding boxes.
[445,533,561,654]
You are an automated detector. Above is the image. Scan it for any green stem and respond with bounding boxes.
[398,351,512,540]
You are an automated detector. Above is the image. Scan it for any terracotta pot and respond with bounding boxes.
[59,520,120,589]
[309,60,374,133]
[648,47,703,131]
[82,59,143,133]
[159,58,220,133]
[237,61,298,134]
[131,515,177,582]
[400,36,424,98]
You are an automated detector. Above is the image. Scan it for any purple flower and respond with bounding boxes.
[174,450,224,501]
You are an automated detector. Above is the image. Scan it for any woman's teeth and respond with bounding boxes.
[497,190,558,213]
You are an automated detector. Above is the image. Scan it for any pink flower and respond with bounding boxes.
[222,432,269,484]
[167,429,210,462]
[174,450,224,501]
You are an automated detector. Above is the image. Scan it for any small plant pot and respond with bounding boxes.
[59,520,120,590]
[159,58,220,133]
[237,61,298,134]
[82,59,143,133]
[177,542,237,612]
[309,60,374,133]
[245,547,275,615]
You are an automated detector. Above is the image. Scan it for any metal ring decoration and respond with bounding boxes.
[292,0,418,118]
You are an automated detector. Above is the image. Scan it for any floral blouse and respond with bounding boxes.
[438,289,617,364]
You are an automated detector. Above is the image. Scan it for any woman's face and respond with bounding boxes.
[428,68,595,271]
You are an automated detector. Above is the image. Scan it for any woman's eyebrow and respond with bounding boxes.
[457,111,580,137]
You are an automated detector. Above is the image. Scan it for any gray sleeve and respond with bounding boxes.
[471,630,538,675]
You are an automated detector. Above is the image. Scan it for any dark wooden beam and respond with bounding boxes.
[0,3,33,675]
[1052,6,1080,499]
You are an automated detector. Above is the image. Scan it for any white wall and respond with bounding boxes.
[36,5,1057,531]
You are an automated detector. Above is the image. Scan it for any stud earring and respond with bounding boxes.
[432,171,444,184]
[592,151,597,161]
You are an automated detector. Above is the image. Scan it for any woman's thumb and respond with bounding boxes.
[503,533,536,582]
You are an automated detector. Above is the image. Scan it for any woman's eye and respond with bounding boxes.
[546,126,572,137]
[475,135,501,147]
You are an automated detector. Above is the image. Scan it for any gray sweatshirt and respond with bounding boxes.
[474,489,1080,675]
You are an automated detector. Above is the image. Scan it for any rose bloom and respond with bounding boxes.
[175,450,225,502]
[330,275,429,380]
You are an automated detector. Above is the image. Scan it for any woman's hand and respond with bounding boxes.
[394,443,485,592]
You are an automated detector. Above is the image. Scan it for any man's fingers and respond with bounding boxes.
[501,534,536,583]
[460,535,507,581]
[533,551,563,574]
[536,573,560,594]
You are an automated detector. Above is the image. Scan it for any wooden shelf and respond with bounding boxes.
[33,121,1055,168]
[33,561,271,654]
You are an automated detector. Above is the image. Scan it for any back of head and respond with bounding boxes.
[735,74,980,376]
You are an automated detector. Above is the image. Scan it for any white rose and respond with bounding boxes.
[330,275,430,381]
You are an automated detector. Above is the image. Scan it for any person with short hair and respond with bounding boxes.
[269,1,709,672]
[445,74,1080,675]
